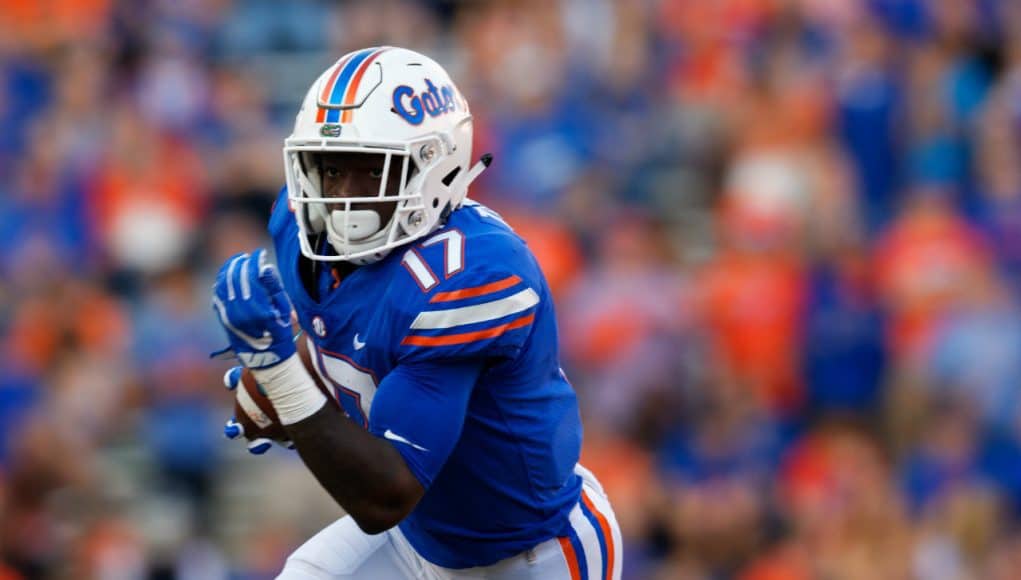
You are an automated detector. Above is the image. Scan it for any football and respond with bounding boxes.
[232,338,335,442]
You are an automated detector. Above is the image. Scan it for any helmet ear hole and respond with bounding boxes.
[441,167,461,187]
[432,198,439,208]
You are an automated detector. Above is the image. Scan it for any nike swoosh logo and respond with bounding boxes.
[383,429,428,452]
[353,333,366,350]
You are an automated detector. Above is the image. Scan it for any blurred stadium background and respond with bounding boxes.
[3,0,1021,578]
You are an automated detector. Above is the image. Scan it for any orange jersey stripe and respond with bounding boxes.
[341,49,387,123]
[583,490,616,580]
[315,54,351,123]
[429,275,522,303]
[401,313,534,347]
[558,536,582,580]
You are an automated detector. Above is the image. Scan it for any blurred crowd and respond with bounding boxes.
[3,0,1021,578]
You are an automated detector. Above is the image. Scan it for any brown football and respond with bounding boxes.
[233,337,335,441]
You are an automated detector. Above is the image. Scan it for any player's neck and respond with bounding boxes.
[300,236,361,301]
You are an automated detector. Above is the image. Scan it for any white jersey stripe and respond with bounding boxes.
[410,288,539,330]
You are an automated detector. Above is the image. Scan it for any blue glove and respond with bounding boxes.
[211,249,296,369]
[222,366,294,455]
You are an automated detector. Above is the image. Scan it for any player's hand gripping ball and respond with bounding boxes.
[223,366,290,454]
[222,342,336,454]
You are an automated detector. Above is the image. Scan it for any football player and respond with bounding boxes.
[211,46,621,579]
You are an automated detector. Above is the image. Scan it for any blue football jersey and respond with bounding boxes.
[268,189,583,568]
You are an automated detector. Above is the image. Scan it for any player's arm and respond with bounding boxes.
[210,249,484,533]
[280,391,419,534]
[271,357,482,534]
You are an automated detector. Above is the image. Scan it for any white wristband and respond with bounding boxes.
[251,354,327,425]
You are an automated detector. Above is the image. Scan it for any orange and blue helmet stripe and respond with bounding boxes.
[316,46,391,124]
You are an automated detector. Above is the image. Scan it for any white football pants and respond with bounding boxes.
[277,465,622,580]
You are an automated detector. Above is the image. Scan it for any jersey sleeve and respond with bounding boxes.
[368,357,484,489]
[394,266,542,363]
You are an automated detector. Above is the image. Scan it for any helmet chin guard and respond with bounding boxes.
[283,47,487,264]
[330,209,380,242]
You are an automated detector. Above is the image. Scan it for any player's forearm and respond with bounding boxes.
[284,402,424,534]
[251,354,423,532]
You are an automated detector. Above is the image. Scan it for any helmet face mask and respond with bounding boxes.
[299,150,410,250]
[283,47,485,265]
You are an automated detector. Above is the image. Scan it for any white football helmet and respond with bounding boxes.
[283,46,489,264]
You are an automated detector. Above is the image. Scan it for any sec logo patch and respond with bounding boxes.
[312,316,327,337]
